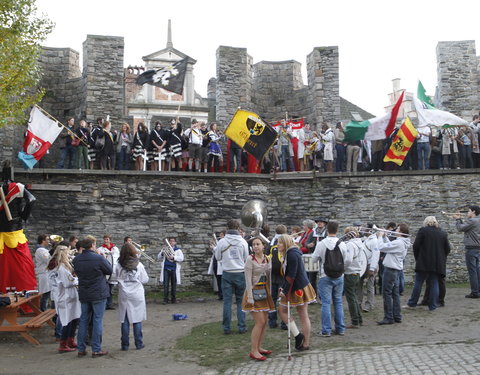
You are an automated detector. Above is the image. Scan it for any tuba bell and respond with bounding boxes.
[241,199,269,243]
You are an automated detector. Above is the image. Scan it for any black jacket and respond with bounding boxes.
[72,249,112,303]
[413,226,450,277]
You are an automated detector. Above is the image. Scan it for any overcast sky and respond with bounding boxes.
[36,0,479,117]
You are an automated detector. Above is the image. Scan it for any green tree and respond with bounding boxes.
[0,0,53,127]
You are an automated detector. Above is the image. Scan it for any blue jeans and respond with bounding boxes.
[461,144,473,168]
[163,268,177,302]
[121,313,143,350]
[221,271,246,333]
[465,249,480,296]
[318,276,345,334]
[57,145,76,169]
[229,147,242,172]
[407,271,439,310]
[335,144,346,172]
[417,142,430,170]
[382,267,401,322]
[106,283,115,308]
[77,299,107,353]
[61,318,79,340]
[398,270,405,295]
[40,291,50,312]
[280,145,294,171]
[117,146,130,170]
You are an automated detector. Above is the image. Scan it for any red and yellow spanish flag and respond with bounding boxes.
[383,117,418,166]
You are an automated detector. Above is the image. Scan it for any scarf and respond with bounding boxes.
[102,242,115,251]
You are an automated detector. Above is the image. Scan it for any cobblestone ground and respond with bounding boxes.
[225,341,480,375]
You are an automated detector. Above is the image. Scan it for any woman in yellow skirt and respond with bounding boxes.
[242,237,275,361]
[277,234,316,351]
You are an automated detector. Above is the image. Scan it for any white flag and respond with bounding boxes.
[413,96,469,127]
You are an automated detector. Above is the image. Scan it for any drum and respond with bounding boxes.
[358,248,368,278]
[302,254,319,272]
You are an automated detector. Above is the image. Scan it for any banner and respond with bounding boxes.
[224,109,278,161]
[136,58,188,95]
[271,118,305,130]
[344,91,404,143]
[383,117,418,166]
[18,106,63,170]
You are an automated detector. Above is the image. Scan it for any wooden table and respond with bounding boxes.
[0,293,56,345]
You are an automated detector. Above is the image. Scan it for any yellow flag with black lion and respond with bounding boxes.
[225,109,279,161]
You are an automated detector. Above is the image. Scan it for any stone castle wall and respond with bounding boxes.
[14,169,479,291]
[436,40,479,119]
[215,46,341,127]
[252,60,309,122]
[0,35,127,169]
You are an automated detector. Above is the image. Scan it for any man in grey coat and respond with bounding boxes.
[455,205,480,298]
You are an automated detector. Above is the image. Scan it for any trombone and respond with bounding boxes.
[357,225,411,238]
[132,241,156,263]
[441,211,468,218]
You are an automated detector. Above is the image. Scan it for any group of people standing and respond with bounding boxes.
[54,116,224,173]
[34,234,149,356]
[211,205,480,361]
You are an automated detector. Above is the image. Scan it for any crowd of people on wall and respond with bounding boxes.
[47,112,480,173]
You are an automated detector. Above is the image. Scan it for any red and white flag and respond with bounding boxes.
[271,118,305,130]
[18,106,63,169]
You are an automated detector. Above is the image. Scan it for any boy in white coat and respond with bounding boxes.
[157,237,184,304]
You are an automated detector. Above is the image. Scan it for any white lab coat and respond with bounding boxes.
[207,254,223,275]
[55,265,81,326]
[114,262,149,324]
[158,248,184,285]
[34,246,51,293]
[98,245,120,284]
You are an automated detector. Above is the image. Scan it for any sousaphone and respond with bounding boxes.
[241,199,269,243]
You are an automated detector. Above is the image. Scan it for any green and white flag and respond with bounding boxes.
[413,81,468,127]
[344,91,404,142]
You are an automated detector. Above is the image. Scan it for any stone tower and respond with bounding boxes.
[83,35,125,124]
[307,46,340,125]
[436,40,479,119]
[215,46,253,126]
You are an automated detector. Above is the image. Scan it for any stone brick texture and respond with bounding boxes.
[12,169,477,292]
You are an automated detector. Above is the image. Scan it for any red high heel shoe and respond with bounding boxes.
[249,352,267,361]
[259,349,272,355]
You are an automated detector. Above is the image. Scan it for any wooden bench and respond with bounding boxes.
[24,309,56,329]
[1,294,56,345]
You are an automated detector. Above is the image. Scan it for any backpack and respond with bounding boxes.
[323,240,344,278]
[95,133,105,150]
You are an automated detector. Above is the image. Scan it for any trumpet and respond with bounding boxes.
[441,211,468,218]
[132,241,156,263]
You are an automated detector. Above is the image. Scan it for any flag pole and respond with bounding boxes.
[34,105,89,147]
[0,186,13,221]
